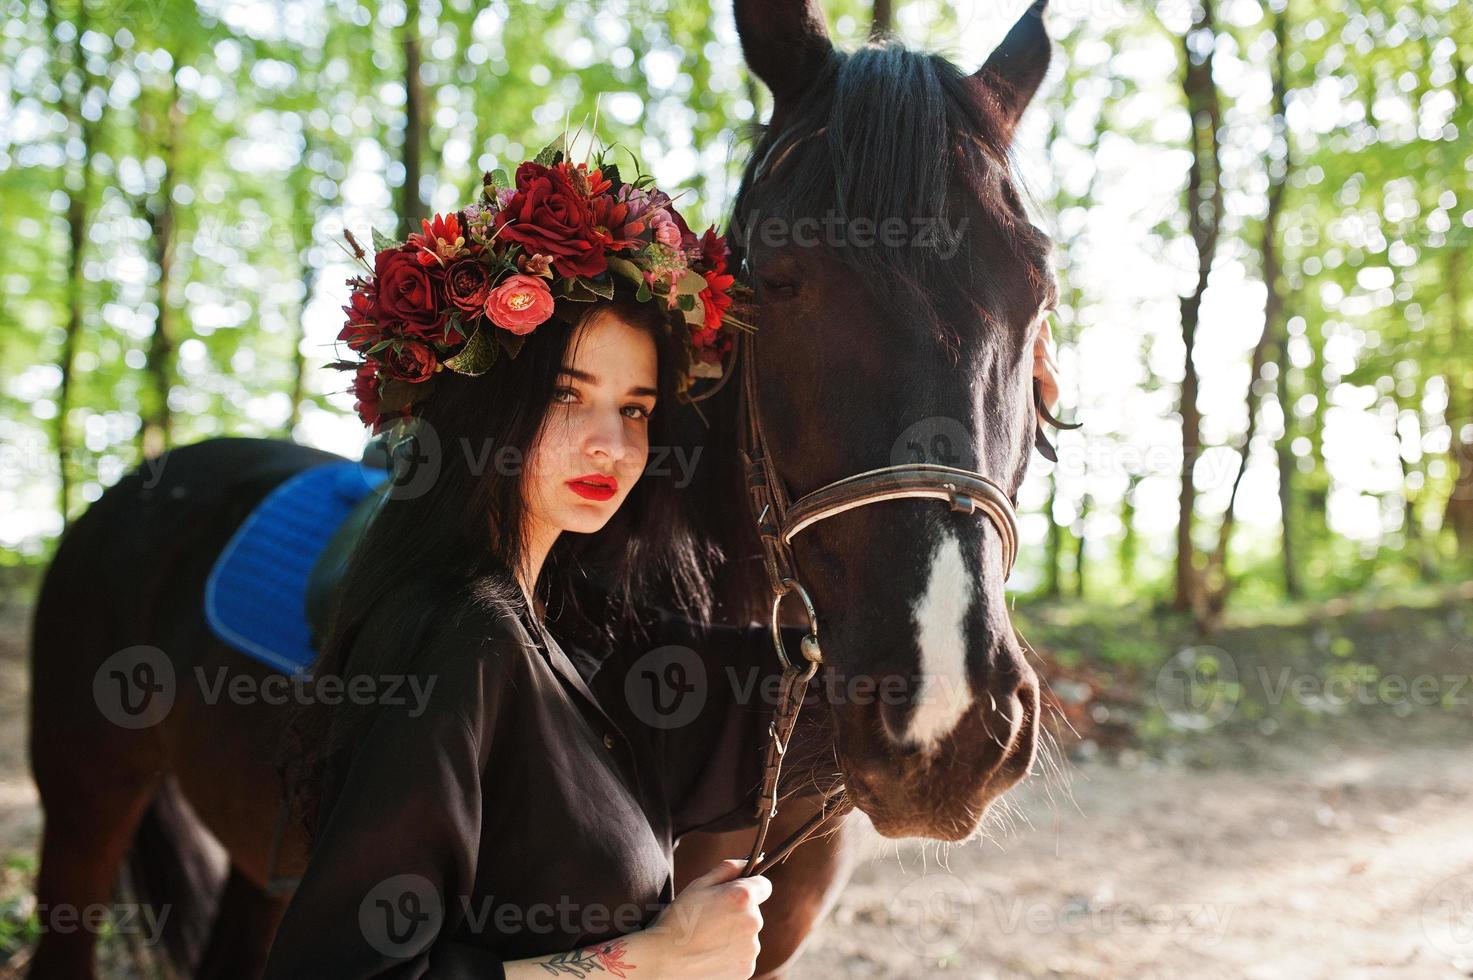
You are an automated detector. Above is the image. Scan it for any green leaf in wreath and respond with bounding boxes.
[370,227,397,253]
[557,278,600,302]
[674,268,708,296]
[635,280,653,303]
[606,256,644,285]
[682,294,707,327]
[602,164,621,188]
[579,275,615,300]
[442,312,465,345]
[443,327,498,375]
[488,168,509,191]
[676,294,695,312]
[533,134,565,167]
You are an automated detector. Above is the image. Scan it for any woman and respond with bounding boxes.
[265,144,768,978]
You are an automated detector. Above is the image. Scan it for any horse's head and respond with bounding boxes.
[729,0,1056,840]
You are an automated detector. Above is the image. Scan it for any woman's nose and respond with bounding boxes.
[582,408,633,462]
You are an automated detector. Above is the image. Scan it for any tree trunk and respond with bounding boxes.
[1043,477,1063,599]
[46,0,99,528]
[1446,245,1473,553]
[870,0,892,38]
[1119,474,1139,589]
[1173,0,1224,614]
[138,75,184,461]
[1073,493,1090,600]
[286,130,320,434]
[399,0,428,239]
[1197,0,1292,621]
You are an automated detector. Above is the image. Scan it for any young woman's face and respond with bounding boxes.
[523,308,659,536]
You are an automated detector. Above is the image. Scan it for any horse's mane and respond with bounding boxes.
[729,39,1055,348]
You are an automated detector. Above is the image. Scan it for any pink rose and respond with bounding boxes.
[484,274,554,335]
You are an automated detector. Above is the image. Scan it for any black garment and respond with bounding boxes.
[262,581,797,979]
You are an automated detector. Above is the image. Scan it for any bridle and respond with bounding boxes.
[731,126,1023,877]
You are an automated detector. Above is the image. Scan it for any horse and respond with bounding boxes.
[23,0,1058,976]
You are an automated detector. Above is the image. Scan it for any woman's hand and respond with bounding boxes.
[631,858,773,979]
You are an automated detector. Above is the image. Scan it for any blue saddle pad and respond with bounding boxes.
[205,460,387,677]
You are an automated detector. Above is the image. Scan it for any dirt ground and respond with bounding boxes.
[2,588,1471,979]
[792,728,1473,978]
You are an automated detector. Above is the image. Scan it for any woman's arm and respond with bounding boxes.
[263,631,516,979]
[265,621,771,980]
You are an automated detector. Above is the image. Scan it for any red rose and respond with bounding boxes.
[444,258,491,315]
[349,363,381,428]
[492,162,607,278]
[375,247,445,329]
[484,274,554,335]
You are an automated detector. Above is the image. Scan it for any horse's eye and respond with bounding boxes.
[758,275,799,299]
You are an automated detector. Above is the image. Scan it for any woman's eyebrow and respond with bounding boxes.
[558,366,656,398]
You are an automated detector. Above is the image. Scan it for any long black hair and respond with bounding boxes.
[278,286,716,846]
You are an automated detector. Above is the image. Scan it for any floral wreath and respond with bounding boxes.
[330,134,749,434]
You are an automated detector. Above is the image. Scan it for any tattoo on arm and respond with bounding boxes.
[537,939,635,978]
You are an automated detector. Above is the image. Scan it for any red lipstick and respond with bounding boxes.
[566,473,617,502]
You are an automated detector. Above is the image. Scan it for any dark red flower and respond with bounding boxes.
[375,246,445,328]
[444,258,492,315]
[383,340,438,383]
[492,162,607,278]
[349,363,381,428]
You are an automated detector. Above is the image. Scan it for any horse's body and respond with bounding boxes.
[27,0,1061,975]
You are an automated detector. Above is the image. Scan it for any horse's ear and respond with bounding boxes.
[969,0,1052,142]
[734,0,833,107]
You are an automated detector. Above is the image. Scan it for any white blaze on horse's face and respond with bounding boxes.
[904,530,977,750]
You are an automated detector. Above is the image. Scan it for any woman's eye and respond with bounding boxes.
[552,386,578,404]
[622,404,652,421]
